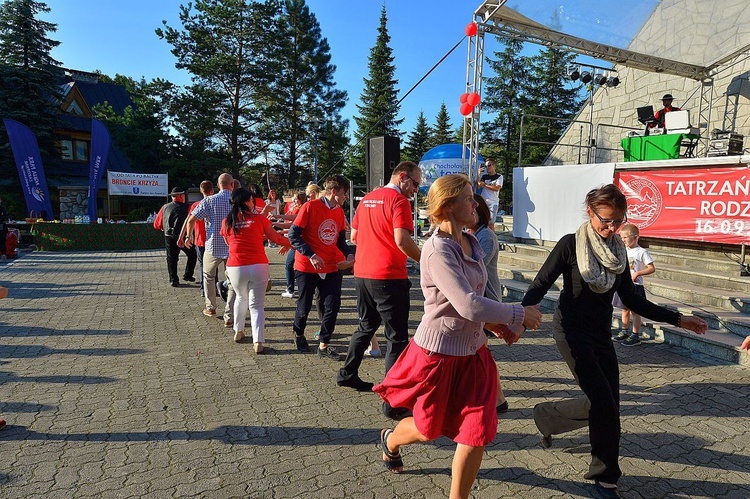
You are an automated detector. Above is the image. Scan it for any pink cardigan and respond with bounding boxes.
[413,234,525,356]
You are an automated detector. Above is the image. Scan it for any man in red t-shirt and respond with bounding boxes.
[288,175,354,360]
[337,162,422,403]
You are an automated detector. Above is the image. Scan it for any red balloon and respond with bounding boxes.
[465,22,478,37]
[467,92,480,107]
[459,102,474,116]
[459,93,469,104]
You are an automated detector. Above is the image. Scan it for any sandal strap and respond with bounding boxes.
[380,429,401,459]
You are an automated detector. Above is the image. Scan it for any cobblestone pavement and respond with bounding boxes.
[0,249,749,498]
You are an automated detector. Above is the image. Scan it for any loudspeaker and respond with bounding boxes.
[366,136,400,191]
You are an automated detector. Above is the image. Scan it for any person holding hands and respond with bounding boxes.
[521,184,707,498]
[373,174,541,499]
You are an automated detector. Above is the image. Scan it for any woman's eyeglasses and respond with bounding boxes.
[593,210,627,227]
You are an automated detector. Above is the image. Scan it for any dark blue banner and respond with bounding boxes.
[3,119,54,220]
[88,118,111,220]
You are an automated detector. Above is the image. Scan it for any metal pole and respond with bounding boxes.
[587,85,594,164]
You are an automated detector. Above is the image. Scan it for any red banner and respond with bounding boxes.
[615,166,750,245]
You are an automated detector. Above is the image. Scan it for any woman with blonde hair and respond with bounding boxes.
[374,174,541,499]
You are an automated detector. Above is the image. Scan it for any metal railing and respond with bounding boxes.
[518,113,593,166]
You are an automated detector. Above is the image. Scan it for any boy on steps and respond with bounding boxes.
[612,224,655,346]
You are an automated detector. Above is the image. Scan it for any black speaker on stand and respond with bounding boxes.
[366,136,400,191]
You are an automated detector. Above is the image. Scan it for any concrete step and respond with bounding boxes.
[640,237,747,260]
[645,278,750,314]
[645,248,747,275]
[500,278,750,366]
[647,262,750,293]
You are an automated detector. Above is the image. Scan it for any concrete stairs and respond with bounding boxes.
[493,216,750,366]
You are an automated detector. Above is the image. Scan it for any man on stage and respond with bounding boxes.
[651,93,681,129]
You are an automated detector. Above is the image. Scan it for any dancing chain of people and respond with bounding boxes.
[149,170,732,499]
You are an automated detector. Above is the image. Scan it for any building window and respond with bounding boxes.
[66,101,84,115]
[60,140,73,160]
[76,140,88,162]
[58,139,90,162]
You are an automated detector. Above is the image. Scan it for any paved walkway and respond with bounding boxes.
[0,249,749,498]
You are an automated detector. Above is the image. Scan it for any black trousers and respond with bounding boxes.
[338,277,411,383]
[164,235,197,283]
[568,337,622,484]
[293,270,343,343]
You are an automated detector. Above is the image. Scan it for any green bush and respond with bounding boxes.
[125,207,147,222]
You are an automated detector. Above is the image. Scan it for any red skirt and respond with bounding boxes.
[373,340,498,447]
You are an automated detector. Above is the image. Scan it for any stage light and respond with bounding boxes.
[594,73,607,85]
[568,66,580,81]
[607,76,620,87]
[580,71,592,84]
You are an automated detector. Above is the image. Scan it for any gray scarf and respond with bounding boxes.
[575,221,627,293]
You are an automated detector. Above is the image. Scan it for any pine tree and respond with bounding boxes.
[93,75,183,175]
[523,45,581,165]
[481,36,528,208]
[349,6,403,185]
[156,0,279,180]
[0,0,64,160]
[259,0,348,189]
[429,102,453,148]
[402,110,432,162]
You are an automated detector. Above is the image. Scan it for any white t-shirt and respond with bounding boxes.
[480,173,503,204]
[627,245,654,285]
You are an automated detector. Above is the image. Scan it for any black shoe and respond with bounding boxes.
[496,400,509,414]
[183,276,195,282]
[318,345,342,361]
[594,481,620,498]
[541,434,552,448]
[383,402,412,421]
[215,281,229,301]
[294,334,310,353]
[337,376,374,391]
[170,280,180,287]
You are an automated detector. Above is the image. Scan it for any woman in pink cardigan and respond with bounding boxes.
[373,174,541,499]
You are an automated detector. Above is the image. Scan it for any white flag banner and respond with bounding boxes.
[108,171,168,197]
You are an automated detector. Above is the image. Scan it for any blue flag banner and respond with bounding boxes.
[3,119,54,220]
[88,118,111,220]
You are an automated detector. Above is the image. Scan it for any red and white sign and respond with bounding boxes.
[107,171,168,197]
[615,166,750,245]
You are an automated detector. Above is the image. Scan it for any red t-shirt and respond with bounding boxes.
[293,198,347,274]
[254,198,266,214]
[353,186,413,279]
[189,200,207,247]
[220,214,272,267]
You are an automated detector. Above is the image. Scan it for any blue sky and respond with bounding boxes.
[41,1,653,136]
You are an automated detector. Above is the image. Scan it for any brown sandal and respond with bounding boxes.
[380,428,403,473]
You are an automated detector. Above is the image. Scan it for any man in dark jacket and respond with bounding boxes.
[153,187,197,287]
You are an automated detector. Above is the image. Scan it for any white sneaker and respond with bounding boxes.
[365,348,381,357]
[281,291,294,298]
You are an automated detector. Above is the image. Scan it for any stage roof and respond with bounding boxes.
[475,0,750,80]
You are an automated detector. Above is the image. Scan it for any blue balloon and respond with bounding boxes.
[420,143,483,162]
[418,143,484,194]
